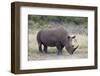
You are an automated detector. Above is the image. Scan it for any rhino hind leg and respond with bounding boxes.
[38,43,43,53]
[43,45,48,53]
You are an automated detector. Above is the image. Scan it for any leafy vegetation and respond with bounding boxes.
[28,15,88,29]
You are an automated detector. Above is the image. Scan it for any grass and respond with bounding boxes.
[28,28,88,61]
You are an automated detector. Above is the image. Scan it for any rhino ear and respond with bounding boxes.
[68,35,76,39]
[72,35,76,39]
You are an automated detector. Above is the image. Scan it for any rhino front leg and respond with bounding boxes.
[43,45,48,53]
[56,45,64,55]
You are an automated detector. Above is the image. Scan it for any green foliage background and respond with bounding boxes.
[28,15,88,30]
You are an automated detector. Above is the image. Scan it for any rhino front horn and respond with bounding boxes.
[73,45,79,52]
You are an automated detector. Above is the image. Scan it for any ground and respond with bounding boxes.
[28,29,88,61]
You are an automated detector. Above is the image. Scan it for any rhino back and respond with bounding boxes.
[38,27,68,46]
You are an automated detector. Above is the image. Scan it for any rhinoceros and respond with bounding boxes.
[37,26,78,55]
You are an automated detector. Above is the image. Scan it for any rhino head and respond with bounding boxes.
[65,35,79,55]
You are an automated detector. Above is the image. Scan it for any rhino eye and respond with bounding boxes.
[68,36,70,39]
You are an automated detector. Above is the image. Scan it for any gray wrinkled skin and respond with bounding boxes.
[37,27,78,55]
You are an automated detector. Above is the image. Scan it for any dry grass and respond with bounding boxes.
[28,29,88,61]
